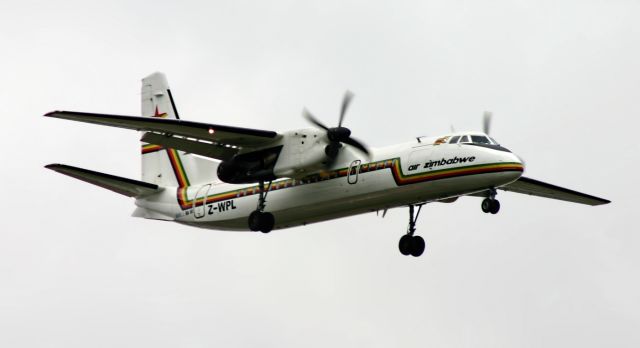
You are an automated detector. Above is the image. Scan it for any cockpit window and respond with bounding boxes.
[459,135,470,143]
[471,135,491,144]
[489,137,499,145]
[449,135,460,144]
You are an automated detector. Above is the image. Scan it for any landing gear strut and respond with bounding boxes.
[481,188,500,214]
[248,180,275,233]
[398,204,426,257]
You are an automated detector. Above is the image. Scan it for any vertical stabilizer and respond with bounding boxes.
[140,72,218,187]
[141,72,180,119]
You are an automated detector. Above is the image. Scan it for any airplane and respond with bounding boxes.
[44,72,610,257]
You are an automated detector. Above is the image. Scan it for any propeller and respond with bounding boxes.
[479,110,524,163]
[483,111,492,135]
[303,91,370,160]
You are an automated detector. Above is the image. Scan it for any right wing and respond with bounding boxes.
[499,176,610,206]
[44,111,281,160]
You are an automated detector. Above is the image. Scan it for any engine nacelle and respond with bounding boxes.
[216,129,332,184]
[217,161,275,184]
[217,146,282,184]
[272,129,329,178]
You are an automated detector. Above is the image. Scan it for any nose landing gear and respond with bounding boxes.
[398,204,426,257]
[248,180,275,233]
[481,188,500,214]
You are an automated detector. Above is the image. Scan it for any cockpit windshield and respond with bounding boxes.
[449,134,499,145]
[470,135,491,144]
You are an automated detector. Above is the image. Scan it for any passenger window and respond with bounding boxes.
[471,135,491,144]
[449,136,460,144]
[459,135,470,143]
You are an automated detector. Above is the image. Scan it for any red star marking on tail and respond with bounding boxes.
[153,106,168,118]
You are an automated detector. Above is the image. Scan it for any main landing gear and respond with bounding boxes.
[248,180,275,233]
[398,204,426,257]
[481,188,500,214]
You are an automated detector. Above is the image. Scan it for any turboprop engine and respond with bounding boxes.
[216,129,330,184]
[217,91,370,184]
[272,129,331,177]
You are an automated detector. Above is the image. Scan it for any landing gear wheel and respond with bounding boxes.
[260,212,275,233]
[399,235,413,256]
[410,236,425,257]
[481,198,492,213]
[248,211,262,231]
[489,199,500,214]
[398,204,427,257]
[248,180,276,233]
[248,211,275,233]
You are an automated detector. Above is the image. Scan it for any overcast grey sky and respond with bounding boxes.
[1,0,638,347]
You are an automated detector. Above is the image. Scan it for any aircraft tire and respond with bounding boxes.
[481,198,492,213]
[490,200,500,214]
[410,236,425,257]
[248,211,262,231]
[260,212,275,233]
[249,211,275,233]
[399,235,412,255]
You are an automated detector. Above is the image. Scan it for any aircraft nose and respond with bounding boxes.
[506,151,526,176]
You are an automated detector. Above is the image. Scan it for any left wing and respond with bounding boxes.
[499,176,610,206]
[44,111,281,160]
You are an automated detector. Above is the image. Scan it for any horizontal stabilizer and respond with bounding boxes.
[499,176,610,206]
[45,164,162,197]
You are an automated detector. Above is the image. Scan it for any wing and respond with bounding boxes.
[45,164,161,197]
[499,176,610,206]
[44,111,281,160]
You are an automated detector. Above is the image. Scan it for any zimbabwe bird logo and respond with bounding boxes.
[152,106,168,118]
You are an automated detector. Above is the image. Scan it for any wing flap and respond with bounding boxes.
[499,176,610,206]
[141,132,237,161]
[45,164,161,197]
[44,111,280,147]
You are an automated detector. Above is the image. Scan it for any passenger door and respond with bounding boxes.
[347,159,362,184]
[193,184,211,219]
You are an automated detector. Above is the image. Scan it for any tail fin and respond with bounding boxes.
[141,72,180,119]
[140,72,219,187]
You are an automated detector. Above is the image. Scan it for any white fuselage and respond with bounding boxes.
[134,133,525,231]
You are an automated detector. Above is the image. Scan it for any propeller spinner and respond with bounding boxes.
[303,91,370,160]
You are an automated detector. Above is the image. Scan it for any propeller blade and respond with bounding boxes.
[303,108,329,130]
[338,90,354,127]
[483,111,492,135]
[343,136,370,156]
